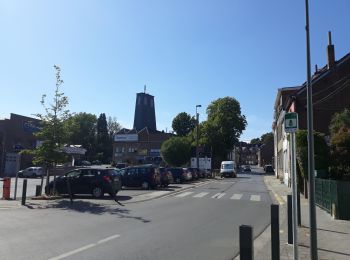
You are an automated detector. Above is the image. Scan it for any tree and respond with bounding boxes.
[64,112,97,160]
[97,113,111,163]
[24,65,71,192]
[329,108,350,179]
[204,97,247,167]
[107,116,122,140]
[250,138,261,145]
[260,132,273,145]
[161,137,191,166]
[172,112,196,136]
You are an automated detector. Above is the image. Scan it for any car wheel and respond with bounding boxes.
[141,181,150,190]
[92,187,104,198]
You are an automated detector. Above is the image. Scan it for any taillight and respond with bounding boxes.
[103,175,111,183]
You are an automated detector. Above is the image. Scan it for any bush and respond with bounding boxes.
[296,130,330,180]
[160,137,191,167]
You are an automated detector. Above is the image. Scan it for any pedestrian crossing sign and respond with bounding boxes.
[285,112,298,133]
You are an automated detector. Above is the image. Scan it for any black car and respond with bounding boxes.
[45,167,121,198]
[159,167,174,187]
[120,165,161,189]
[264,165,274,173]
[244,165,251,172]
[187,168,200,180]
[167,167,187,183]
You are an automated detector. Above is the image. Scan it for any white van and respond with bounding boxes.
[220,161,236,178]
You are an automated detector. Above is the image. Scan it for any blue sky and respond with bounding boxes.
[1,1,350,141]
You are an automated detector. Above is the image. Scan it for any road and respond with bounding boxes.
[0,166,272,260]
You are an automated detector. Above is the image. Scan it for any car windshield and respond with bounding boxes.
[222,164,233,169]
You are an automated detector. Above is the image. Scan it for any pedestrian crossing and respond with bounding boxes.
[174,191,264,202]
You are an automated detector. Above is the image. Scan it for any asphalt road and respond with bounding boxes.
[0,166,272,260]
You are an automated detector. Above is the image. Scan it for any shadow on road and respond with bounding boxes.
[26,199,151,223]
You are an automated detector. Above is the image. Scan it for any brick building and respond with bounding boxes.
[0,113,40,177]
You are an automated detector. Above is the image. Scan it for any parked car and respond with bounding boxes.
[187,168,200,179]
[120,164,161,189]
[167,168,187,184]
[159,167,174,187]
[18,167,44,178]
[264,165,274,173]
[92,160,102,165]
[45,167,121,198]
[244,165,251,172]
[182,168,193,181]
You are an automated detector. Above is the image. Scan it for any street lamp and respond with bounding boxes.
[196,105,202,170]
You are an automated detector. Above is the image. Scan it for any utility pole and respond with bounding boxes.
[196,105,201,170]
[305,0,318,259]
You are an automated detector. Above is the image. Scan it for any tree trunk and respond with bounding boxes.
[304,178,308,199]
[45,168,50,195]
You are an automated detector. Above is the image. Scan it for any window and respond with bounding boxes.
[67,170,81,178]
[80,170,95,177]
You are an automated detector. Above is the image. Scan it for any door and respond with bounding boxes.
[65,169,82,194]
[75,169,96,194]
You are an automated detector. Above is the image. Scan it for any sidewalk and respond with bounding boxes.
[262,174,350,260]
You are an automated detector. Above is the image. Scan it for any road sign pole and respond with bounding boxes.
[291,133,299,259]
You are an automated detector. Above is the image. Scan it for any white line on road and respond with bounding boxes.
[250,195,261,201]
[48,244,96,260]
[193,192,209,198]
[175,191,194,198]
[230,194,243,200]
[97,234,120,244]
[211,193,225,199]
[48,234,121,260]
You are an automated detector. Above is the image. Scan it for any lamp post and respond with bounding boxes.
[305,0,318,259]
[196,105,202,170]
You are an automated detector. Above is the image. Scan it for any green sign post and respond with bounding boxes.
[285,112,299,260]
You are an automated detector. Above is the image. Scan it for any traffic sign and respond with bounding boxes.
[285,112,298,133]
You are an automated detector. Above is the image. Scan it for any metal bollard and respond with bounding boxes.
[67,177,73,204]
[35,185,41,196]
[240,225,254,260]
[287,194,293,244]
[271,204,280,260]
[297,190,301,226]
[21,179,27,205]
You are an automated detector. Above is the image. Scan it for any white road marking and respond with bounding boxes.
[175,191,194,198]
[48,244,96,260]
[211,193,225,199]
[230,194,243,200]
[250,195,261,201]
[48,234,120,260]
[137,191,170,200]
[97,234,120,244]
[193,192,209,198]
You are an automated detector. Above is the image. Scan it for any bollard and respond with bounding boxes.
[35,185,41,197]
[240,225,254,260]
[297,189,301,226]
[2,177,11,200]
[21,179,27,205]
[67,177,73,204]
[271,204,280,260]
[287,194,293,244]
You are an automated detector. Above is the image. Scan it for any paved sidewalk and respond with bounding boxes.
[262,174,350,260]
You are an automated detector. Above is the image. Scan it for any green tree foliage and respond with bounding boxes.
[172,112,196,136]
[204,97,247,166]
[250,138,261,145]
[161,137,191,166]
[329,109,350,179]
[296,130,329,180]
[97,113,111,163]
[22,65,71,190]
[107,116,122,140]
[261,132,273,144]
[64,112,97,160]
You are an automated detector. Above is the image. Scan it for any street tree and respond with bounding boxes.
[97,113,111,163]
[260,132,273,145]
[172,112,196,136]
[250,138,261,145]
[24,65,71,192]
[161,137,191,166]
[204,97,247,166]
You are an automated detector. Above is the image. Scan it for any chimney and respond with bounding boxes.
[327,31,335,69]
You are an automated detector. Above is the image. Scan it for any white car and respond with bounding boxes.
[18,167,44,178]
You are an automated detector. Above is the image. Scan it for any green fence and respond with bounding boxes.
[315,178,350,220]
